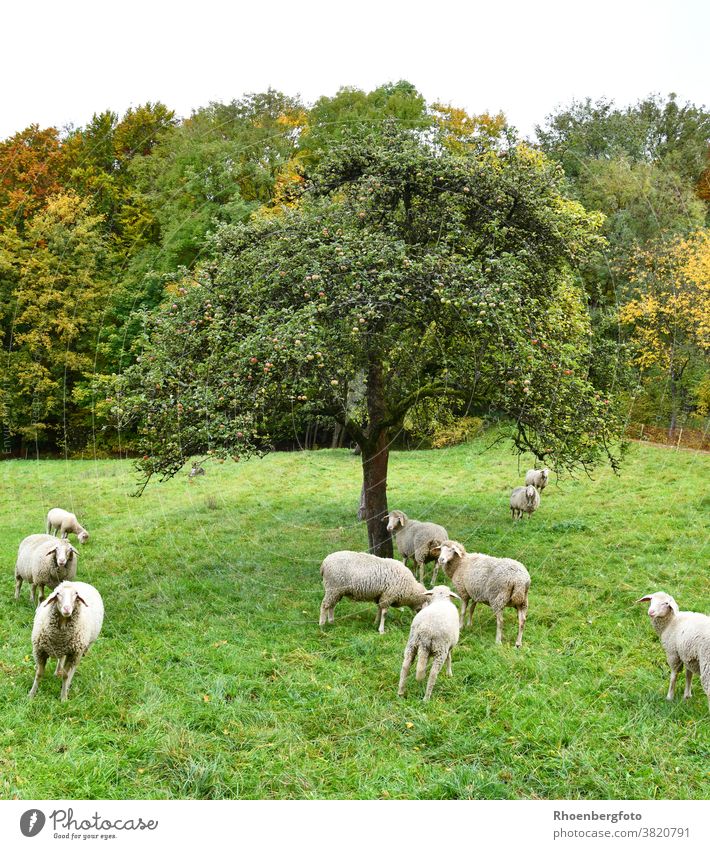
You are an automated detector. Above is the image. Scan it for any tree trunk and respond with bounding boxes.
[360,430,392,557]
[359,356,393,557]
[357,482,366,521]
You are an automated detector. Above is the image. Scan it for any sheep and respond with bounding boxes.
[46,508,89,543]
[188,462,205,479]
[29,581,104,701]
[525,468,549,492]
[383,510,449,585]
[398,585,461,701]
[15,534,78,606]
[431,540,531,647]
[636,591,710,712]
[510,484,540,520]
[319,550,428,634]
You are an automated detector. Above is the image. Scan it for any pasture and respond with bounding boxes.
[0,436,708,799]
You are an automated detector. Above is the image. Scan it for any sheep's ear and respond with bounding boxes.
[668,597,679,614]
[46,544,58,554]
[452,542,464,557]
[76,595,88,607]
[449,591,462,600]
[635,595,653,603]
[44,590,59,607]
[423,589,434,596]
[69,545,78,556]
[381,514,390,523]
[430,544,441,556]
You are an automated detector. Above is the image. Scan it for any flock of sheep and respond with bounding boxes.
[9,469,710,711]
[14,509,103,701]
[320,469,710,707]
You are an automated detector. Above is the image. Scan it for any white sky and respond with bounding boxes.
[1,0,708,141]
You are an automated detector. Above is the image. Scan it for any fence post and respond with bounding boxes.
[676,428,683,450]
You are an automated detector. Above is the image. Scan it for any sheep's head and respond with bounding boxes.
[636,592,679,619]
[424,585,461,604]
[431,540,466,572]
[44,582,88,619]
[525,485,537,504]
[48,540,77,568]
[77,530,89,544]
[540,469,549,483]
[384,510,407,532]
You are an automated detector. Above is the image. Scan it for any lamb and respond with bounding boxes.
[319,550,428,634]
[431,540,531,647]
[46,508,89,543]
[398,585,461,701]
[525,468,549,492]
[510,484,540,520]
[29,581,104,701]
[384,510,449,585]
[636,591,710,713]
[15,534,78,605]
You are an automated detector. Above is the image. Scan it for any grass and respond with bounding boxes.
[0,436,708,799]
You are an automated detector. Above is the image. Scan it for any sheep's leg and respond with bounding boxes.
[424,653,446,701]
[415,647,430,681]
[418,560,424,584]
[683,668,693,699]
[495,609,505,644]
[515,603,528,649]
[445,649,453,677]
[60,659,79,701]
[29,651,48,698]
[319,591,340,626]
[459,598,468,628]
[666,656,682,700]
[38,584,46,604]
[30,584,37,606]
[429,562,438,587]
[466,601,477,627]
[55,656,66,678]
[398,643,417,696]
[377,605,388,634]
[14,576,22,600]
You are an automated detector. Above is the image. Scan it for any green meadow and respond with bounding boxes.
[1,436,708,799]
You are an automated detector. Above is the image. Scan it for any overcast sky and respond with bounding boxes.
[2,0,707,141]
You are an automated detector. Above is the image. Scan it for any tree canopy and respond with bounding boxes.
[117,124,624,554]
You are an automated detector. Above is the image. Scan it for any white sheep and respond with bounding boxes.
[384,510,449,585]
[398,585,461,701]
[29,581,104,701]
[510,484,540,520]
[432,540,531,647]
[46,508,90,543]
[319,550,428,634]
[15,534,78,605]
[637,591,710,712]
[525,468,549,492]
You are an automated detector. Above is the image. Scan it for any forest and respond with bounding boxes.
[0,82,708,460]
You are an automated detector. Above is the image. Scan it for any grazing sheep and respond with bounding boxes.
[431,541,531,647]
[636,591,710,712]
[398,585,461,701]
[384,510,449,585]
[188,462,205,478]
[29,581,104,701]
[15,534,78,606]
[46,508,89,543]
[525,468,549,492]
[510,484,540,520]
[319,550,428,634]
